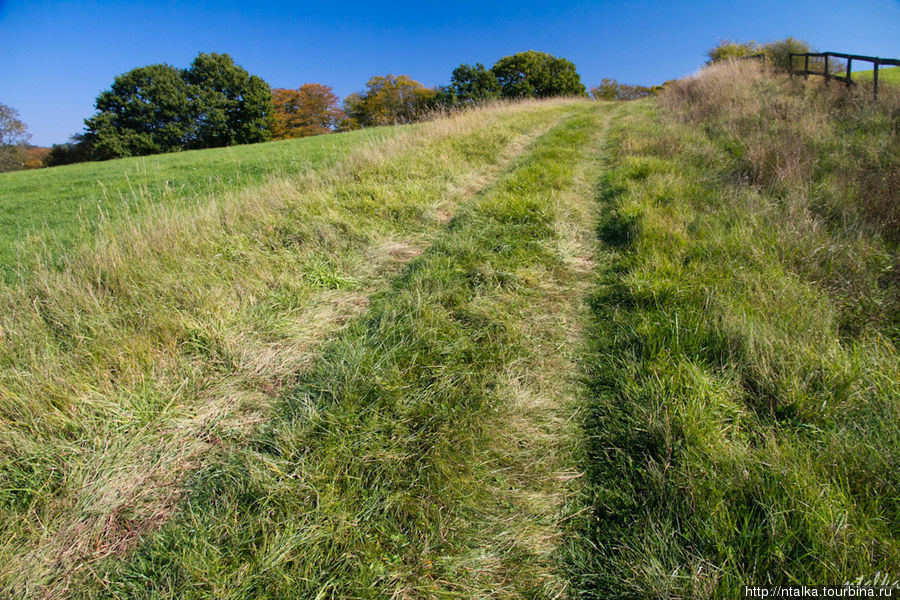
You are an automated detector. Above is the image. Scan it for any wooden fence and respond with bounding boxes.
[788,52,900,99]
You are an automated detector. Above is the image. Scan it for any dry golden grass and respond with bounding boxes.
[661,60,899,233]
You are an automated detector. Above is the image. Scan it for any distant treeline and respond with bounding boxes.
[3,49,664,169]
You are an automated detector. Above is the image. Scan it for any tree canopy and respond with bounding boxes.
[0,103,31,172]
[490,50,586,98]
[438,63,501,106]
[83,53,273,159]
[272,84,344,139]
[84,63,191,159]
[183,53,273,148]
[343,74,436,128]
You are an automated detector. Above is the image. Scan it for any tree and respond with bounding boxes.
[590,78,621,101]
[184,53,273,148]
[490,50,586,98]
[23,147,50,169]
[0,103,31,172]
[343,74,437,127]
[271,84,344,139]
[84,63,191,159]
[46,134,93,166]
[438,63,501,106]
[83,53,273,159]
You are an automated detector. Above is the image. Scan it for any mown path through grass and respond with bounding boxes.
[69,103,615,598]
[2,101,590,598]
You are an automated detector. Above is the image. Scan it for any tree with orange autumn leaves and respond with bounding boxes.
[270,84,344,139]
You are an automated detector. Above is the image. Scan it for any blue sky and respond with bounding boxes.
[1,0,898,146]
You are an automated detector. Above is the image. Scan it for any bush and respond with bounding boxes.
[706,39,760,64]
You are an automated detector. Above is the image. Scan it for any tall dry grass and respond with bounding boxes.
[661,60,899,237]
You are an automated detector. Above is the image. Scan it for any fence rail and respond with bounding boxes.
[788,52,900,99]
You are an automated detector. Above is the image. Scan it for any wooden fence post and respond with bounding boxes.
[804,54,809,79]
[846,57,852,88]
[874,59,879,100]
[824,54,829,85]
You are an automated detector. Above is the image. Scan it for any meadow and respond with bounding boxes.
[0,61,897,599]
[0,126,397,279]
[853,65,900,85]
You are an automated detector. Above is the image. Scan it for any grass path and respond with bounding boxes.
[71,103,614,598]
[1,101,582,598]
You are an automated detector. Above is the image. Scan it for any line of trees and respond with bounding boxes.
[4,37,822,171]
[4,48,667,169]
[67,49,589,161]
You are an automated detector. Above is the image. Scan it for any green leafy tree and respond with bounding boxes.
[0,103,30,172]
[84,63,193,159]
[490,50,586,98]
[590,78,621,101]
[343,74,436,127]
[439,63,501,106]
[46,134,93,166]
[184,53,273,148]
[83,53,273,159]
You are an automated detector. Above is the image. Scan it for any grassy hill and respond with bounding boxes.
[0,69,898,599]
[0,126,397,280]
[853,65,900,85]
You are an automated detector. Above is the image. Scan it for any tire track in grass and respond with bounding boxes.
[85,101,610,600]
[3,101,576,599]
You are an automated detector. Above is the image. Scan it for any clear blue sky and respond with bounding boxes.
[1,0,898,146]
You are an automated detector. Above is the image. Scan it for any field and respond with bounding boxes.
[853,65,900,85]
[0,126,397,279]
[0,64,898,599]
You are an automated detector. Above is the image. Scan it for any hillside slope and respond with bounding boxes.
[1,99,612,598]
[0,126,398,280]
[567,62,900,598]
[1,66,898,599]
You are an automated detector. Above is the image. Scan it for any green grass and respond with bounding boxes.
[0,99,601,598]
[73,103,609,599]
[853,65,900,85]
[0,126,398,279]
[565,64,900,597]
[3,63,897,600]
